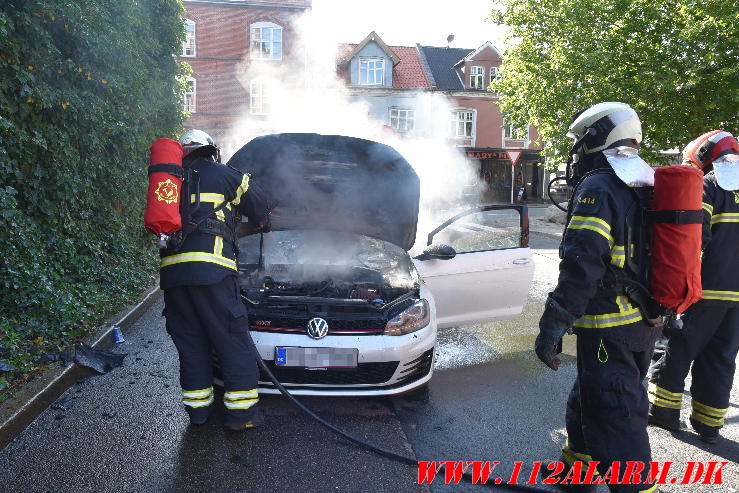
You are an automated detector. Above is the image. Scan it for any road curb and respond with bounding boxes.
[0,285,162,451]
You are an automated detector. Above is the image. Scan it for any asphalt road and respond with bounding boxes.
[1,231,737,493]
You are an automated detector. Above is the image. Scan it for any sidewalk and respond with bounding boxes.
[527,204,565,240]
[530,217,564,239]
[0,286,162,450]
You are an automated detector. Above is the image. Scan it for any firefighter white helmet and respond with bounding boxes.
[179,129,218,157]
[567,102,642,155]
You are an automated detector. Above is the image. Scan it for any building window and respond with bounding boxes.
[389,108,415,133]
[184,77,196,113]
[490,66,498,84]
[504,123,529,140]
[250,79,271,115]
[451,109,475,138]
[250,22,282,60]
[181,19,196,57]
[470,66,485,89]
[358,57,384,85]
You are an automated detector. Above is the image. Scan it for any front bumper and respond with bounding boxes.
[216,324,436,396]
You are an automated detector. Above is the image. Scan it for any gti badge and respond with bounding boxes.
[306,317,329,339]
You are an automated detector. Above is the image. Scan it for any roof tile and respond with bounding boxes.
[418,46,473,90]
[336,43,430,89]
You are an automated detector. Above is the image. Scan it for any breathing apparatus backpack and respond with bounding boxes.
[144,138,183,248]
[143,138,234,251]
[556,150,704,330]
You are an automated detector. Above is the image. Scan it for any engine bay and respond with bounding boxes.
[243,265,414,306]
[238,230,420,307]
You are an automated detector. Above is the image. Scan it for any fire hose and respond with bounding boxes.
[244,323,555,492]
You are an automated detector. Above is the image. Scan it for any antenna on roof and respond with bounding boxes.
[446,34,454,47]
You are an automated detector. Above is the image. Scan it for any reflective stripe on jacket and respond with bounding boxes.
[159,158,266,289]
[552,167,647,331]
[700,172,739,306]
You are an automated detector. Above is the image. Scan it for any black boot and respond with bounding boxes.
[648,404,681,431]
[224,408,265,432]
[187,407,212,426]
[689,417,719,444]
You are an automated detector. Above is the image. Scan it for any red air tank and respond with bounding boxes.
[144,138,184,237]
[649,166,704,314]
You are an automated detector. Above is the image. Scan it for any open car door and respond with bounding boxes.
[412,205,535,329]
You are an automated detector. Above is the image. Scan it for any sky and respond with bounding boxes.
[310,0,505,50]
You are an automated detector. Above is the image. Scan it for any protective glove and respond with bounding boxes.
[535,295,578,371]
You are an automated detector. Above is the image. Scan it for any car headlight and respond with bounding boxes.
[385,299,430,336]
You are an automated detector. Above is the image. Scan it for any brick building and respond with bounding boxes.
[336,33,545,203]
[336,32,433,135]
[178,0,311,145]
[417,42,544,203]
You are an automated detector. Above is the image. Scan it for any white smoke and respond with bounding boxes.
[223,9,480,252]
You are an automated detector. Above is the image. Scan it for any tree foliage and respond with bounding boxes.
[0,0,187,385]
[491,0,739,167]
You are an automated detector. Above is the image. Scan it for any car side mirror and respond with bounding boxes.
[414,243,457,261]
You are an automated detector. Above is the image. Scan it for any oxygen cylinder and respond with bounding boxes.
[649,166,704,314]
[144,138,184,243]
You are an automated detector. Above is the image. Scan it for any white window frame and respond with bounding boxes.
[389,108,415,133]
[250,78,271,115]
[250,22,283,61]
[358,57,385,85]
[450,108,476,141]
[503,122,529,141]
[181,19,196,57]
[470,66,484,89]
[184,77,196,113]
[490,66,498,84]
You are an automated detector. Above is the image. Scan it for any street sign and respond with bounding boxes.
[506,150,524,204]
[506,150,523,166]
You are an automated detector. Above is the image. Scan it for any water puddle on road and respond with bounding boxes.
[434,298,577,377]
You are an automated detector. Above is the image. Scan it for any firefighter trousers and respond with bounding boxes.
[648,301,739,431]
[564,332,656,493]
[163,275,259,424]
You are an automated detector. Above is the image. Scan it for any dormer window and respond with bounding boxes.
[470,66,485,89]
[250,22,282,60]
[359,57,384,85]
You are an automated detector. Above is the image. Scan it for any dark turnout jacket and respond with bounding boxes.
[551,167,658,350]
[700,171,739,306]
[159,156,269,290]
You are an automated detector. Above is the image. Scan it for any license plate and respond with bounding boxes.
[275,347,358,369]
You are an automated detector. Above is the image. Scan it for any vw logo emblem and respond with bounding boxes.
[306,317,329,339]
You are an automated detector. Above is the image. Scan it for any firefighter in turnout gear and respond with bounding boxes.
[161,129,270,430]
[648,131,739,444]
[535,103,661,493]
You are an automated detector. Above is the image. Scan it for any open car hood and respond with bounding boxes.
[227,133,420,251]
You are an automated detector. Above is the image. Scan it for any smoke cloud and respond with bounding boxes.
[223,9,480,253]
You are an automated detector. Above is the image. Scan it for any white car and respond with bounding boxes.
[222,133,534,395]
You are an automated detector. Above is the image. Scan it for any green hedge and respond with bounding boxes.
[0,0,187,388]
